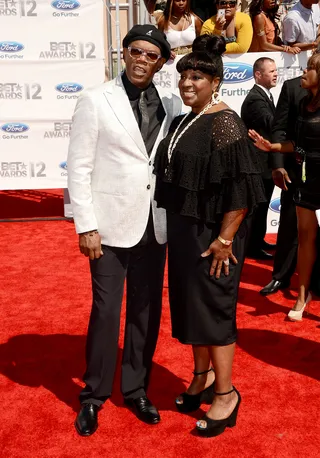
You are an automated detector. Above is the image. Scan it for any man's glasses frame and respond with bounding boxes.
[127,46,162,63]
[218,0,237,7]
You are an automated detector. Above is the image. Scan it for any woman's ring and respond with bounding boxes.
[223,259,230,266]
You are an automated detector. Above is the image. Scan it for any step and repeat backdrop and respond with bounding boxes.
[0,0,105,190]
[0,11,310,231]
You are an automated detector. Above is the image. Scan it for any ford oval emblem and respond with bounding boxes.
[223,62,253,84]
[51,0,80,10]
[1,123,29,133]
[269,197,281,213]
[0,41,24,53]
[55,82,83,93]
[59,161,68,170]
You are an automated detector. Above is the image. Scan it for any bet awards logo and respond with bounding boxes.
[39,42,96,59]
[44,121,72,139]
[0,41,24,59]
[0,161,46,179]
[0,82,42,100]
[153,70,172,89]
[51,0,80,16]
[0,0,37,16]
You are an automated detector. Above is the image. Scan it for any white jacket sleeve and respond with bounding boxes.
[67,91,99,234]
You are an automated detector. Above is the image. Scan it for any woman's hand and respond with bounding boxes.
[282,45,301,54]
[215,14,226,31]
[201,239,238,279]
[248,129,272,151]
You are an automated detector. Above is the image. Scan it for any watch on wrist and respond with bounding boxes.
[217,235,233,246]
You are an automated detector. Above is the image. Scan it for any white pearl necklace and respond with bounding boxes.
[167,96,220,166]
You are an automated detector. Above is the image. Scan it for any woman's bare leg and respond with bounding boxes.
[198,343,238,424]
[176,345,215,403]
[293,207,318,310]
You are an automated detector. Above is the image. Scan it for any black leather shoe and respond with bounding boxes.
[247,249,273,260]
[125,396,160,424]
[75,403,99,436]
[262,241,277,250]
[260,279,290,296]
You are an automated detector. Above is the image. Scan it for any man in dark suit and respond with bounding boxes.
[260,76,307,295]
[241,57,278,259]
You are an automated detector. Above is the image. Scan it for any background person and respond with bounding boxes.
[153,35,265,437]
[260,75,307,295]
[68,24,181,436]
[143,0,217,22]
[249,0,301,53]
[283,0,320,51]
[249,52,320,320]
[241,57,278,260]
[153,0,202,58]
[201,0,253,53]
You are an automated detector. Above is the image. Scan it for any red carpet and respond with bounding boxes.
[1,195,320,457]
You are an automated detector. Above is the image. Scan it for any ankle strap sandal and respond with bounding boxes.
[193,368,214,376]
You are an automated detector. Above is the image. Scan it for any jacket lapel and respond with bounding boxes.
[150,85,174,159]
[103,75,147,157]
[254,84,275,112]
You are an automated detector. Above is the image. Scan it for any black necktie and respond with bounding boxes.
[138,91,149,143]
[270,93,274,105]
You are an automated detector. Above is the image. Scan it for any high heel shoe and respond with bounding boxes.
[175,368,215,413]
[288,292,312,321]
[196,386,241,437]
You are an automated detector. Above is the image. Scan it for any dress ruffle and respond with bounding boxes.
[153,110,266,224]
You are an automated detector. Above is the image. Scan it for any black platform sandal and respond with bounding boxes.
[196,386,241,437]
[175,368,215,413]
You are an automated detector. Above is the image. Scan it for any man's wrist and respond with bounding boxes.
[80,230,99,236]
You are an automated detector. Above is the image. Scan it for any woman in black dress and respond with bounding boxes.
[249,52,320,322]
[154,35,265,437]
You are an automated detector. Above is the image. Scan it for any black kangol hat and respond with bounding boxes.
[123,24,171,62]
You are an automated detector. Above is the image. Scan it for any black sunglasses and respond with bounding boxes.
[218,0,237,6]
[128,46,161,63]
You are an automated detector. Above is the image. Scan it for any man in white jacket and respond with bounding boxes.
[68,24,182,436]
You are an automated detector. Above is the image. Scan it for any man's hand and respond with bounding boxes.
[272,168,291,191]
[201,239,238,279]
[79,231,104,260]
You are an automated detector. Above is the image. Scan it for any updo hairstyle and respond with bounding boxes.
[176,35,226,86]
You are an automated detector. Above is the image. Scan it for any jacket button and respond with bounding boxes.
[147,184,151,190]
[149,161,152,166]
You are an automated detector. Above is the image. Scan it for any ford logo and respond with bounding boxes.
[59,161,67,170]
[269,197,281,213]
[0,41,24,53]
[55,82,83,93]
[51,0,80,10]
[223,62,253,84]
[1,123,29,133]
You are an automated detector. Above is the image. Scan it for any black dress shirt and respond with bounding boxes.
[121,72,165,157]
[121,71,165,245]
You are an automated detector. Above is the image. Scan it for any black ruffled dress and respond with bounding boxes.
[154,109,266,345]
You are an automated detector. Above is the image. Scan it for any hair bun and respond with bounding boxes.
[192,34,226,57]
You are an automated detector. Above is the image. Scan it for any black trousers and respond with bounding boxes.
[79,239,166,406]
[273,183,298,282]
[248,178,275,252]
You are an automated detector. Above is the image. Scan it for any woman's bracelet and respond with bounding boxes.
[225,35,236,43]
